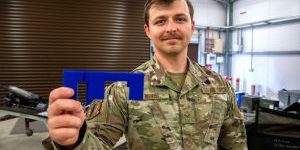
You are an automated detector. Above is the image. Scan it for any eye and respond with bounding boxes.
[176,17,187,23]
[154,19,165,25]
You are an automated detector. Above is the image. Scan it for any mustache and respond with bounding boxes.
[160,34,181,40]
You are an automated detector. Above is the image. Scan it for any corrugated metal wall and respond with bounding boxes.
[0,0,149,104]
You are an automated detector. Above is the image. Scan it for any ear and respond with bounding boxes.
[191,20,195,32]
[144,24,151,39]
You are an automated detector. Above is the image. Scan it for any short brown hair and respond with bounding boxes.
[144,0,194,25]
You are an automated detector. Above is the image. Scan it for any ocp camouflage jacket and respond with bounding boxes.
[43,56,247,150]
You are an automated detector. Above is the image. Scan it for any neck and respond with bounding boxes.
[155,51,188,73]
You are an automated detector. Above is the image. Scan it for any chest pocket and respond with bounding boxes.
[192,86,228,145]
[128,92,179,149]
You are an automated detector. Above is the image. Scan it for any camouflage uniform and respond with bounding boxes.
[43,56,247,150]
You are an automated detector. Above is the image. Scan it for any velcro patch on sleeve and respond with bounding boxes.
[85,100,103,120]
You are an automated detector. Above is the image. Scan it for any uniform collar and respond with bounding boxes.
[148,56,206,93]
[181,58,205,95]
[148,56,166,86]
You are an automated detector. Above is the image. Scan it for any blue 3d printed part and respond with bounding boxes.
[63,70,144,104]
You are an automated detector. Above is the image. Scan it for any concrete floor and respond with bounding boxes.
[0,112,48,150]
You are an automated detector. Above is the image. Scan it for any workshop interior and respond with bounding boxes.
[0,0,299,150]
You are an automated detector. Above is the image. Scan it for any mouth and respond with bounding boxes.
[161,36,181,41]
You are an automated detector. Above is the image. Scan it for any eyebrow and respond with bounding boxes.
[152,16,167,21]
[175,13,188,17]
[152,13,189,21]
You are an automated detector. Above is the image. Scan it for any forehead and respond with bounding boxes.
[148,0,190,20]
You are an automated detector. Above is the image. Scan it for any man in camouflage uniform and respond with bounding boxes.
[44,0,247,149]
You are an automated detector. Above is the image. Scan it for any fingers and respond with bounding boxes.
[49,87,74,105]
[49,128,80,146]
[48,99,83,117]
[47,87,86,146]
[48,114,84,129]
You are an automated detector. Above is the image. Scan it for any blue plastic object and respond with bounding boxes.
[63,70,144,104]
[235,92,245,108]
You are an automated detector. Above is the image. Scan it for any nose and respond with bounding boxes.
[166,21,177,33]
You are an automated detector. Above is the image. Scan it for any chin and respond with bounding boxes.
[163,49,183,56]
[155,44,186,56]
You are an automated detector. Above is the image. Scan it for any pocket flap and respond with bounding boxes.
[201,86,227,94]
[144,92,169,100]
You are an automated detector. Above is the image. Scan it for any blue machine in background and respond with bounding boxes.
[63,70,144,105]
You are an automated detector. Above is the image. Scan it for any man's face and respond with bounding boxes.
[144,0,195,56]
